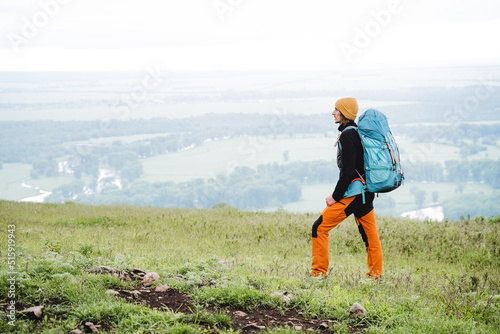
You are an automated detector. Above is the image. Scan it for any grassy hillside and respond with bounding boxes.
[0,201,499,333]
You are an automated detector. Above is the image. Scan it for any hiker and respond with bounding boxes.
[311,97,383,278]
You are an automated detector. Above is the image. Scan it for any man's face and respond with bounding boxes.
[332,108,342,124]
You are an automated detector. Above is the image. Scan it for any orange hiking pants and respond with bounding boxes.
[311,192,382,278]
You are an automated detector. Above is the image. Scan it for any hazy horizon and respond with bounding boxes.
[0,64,498,122]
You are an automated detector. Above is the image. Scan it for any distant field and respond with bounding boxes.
[378,181,481,208]
[469,139,500,160]
[29,174,84,192]
[0,163,36,200]
[141,134,336,183]
[267,183,331,214]
[64,132,173,147]
[377,181,494,213]
[0,163,80,201]
[0,97,415,121]
[397,136,461,164]
[0,100,314,121]
[397,136,500,165]
[141,134,499,183]
[67,133,500,184]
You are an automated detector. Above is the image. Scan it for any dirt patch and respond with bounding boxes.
[116,288,366,333]
[117,288,194,314]
[223,307,336,333]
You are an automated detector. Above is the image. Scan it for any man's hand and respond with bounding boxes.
[325,194,336,206]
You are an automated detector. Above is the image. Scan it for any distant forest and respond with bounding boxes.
[1,113,499,218]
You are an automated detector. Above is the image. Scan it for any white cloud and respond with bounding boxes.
[0,0,498,71]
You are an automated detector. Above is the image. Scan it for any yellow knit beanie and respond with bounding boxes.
[335,97,359,120]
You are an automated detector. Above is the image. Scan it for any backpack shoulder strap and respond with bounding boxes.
[335,126,358,148]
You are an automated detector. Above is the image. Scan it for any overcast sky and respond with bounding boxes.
[0,0,499,71]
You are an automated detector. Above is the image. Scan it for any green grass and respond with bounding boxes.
[0,200,499,333]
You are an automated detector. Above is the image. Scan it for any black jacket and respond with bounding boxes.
[332,121,365,202]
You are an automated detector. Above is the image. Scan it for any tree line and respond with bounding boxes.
[404,160,500,187]
[45,155,500,220]
[395,123,499,146]
[1,113,333,181]
[2,114,499,217]
[5,116,498,184]
[48,161,336,210]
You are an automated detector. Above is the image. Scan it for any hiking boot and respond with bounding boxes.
[310,271,328,279]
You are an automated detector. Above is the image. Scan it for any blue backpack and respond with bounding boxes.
[358,108,404,193]
[340,109,404,200]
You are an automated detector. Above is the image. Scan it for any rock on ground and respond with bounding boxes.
[154,283,170,292]
[105,289,120,296]
[349,302,368,318]
[271,290,293,303]
[142,272,160,286]
[85,322,100,333]
[20,306,44,318]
